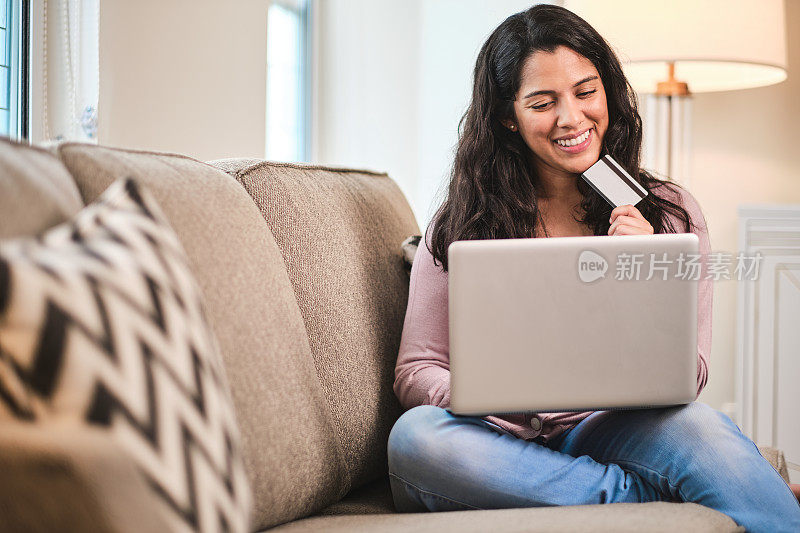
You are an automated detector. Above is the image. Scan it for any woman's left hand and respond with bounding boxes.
[608,204,654,236]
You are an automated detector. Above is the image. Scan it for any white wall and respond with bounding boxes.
[314,0,422,219]
[315,0,540,228]
[97,0,268,161]
[688,0,800,414]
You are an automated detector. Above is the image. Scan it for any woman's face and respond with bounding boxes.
[507,46,609,179]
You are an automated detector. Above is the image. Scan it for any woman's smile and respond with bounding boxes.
[553,127,593,154]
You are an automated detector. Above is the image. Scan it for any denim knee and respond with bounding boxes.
[657,404,800,531]
[664,402,741,441]
[656,402,760,474]
[387,405,450,472]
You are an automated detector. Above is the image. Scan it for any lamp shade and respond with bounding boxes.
[563,0,788,94]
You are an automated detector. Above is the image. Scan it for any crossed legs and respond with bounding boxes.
[387,403,800,532]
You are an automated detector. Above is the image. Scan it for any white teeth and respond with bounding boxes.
[555,129,591,147]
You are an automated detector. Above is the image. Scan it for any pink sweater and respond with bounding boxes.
[394,184,713,443]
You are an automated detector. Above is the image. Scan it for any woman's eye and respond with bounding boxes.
[531,90,595,109]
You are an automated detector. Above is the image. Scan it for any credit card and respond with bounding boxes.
[581,155,648,208]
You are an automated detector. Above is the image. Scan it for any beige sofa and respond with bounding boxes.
[0,138,790,532]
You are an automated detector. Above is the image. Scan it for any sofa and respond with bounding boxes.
[0,137,791,532]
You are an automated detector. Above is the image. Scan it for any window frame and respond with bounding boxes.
[1,0,29,140]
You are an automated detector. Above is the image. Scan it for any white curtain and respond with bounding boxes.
[42,0,99,142]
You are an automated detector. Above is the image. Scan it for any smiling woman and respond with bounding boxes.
[387,4,800,532]
[425,3,695,257]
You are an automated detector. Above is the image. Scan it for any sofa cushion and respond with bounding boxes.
[758,445,791,484]
[210,160,420,492]
[310,448,792,519]
[267,502,743,532]
[0,178,253,531]
[315,476,396,516]
[0,138,83,239]
[53,144,348,529]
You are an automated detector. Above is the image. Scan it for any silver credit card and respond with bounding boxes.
[581,155,648,208]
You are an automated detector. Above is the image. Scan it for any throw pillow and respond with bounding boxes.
[0,178,252,532]
[401,235,422,271]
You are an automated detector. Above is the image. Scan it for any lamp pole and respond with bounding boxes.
[655,62,691,179]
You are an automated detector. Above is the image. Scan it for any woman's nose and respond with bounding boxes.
[555,96,584,129]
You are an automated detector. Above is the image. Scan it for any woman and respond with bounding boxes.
[387,5,800,532]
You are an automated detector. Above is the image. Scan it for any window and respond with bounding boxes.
[266,0,309,162]
[1,0,27,139]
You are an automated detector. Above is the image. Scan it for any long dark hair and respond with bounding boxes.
[427,4,699,271]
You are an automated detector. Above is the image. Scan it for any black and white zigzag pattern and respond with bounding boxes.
[401,234,422,272]
[0,179,251,533]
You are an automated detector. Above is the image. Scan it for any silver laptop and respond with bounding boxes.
[448,233,699,416]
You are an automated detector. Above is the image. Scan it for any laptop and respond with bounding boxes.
[448,233,699,416]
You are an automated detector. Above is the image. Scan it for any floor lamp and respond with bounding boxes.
[563,0,788,186]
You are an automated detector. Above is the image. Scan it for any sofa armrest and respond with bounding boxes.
[0,421,173,533]
[757,445,790,484]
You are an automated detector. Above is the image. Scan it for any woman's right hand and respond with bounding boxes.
[608,204,653,236]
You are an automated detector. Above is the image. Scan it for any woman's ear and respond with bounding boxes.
[502,120,518,132]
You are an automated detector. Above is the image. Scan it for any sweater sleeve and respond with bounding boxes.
[393,233,452,410]
[669,186,713,399]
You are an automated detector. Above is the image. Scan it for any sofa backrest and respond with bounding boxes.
[0,138,84,238]
[48,144,353,530]
[0,140,419,530]
[209,160,419,490]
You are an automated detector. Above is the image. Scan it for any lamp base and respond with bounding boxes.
[656,79,690,97]
[655,61,691,97]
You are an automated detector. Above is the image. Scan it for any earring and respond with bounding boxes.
[510,125,516,131]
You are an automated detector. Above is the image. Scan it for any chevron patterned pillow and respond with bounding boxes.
[0,178,252,532]
[401,234,422,272]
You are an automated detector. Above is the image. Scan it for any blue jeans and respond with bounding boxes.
[387,403,800,533]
